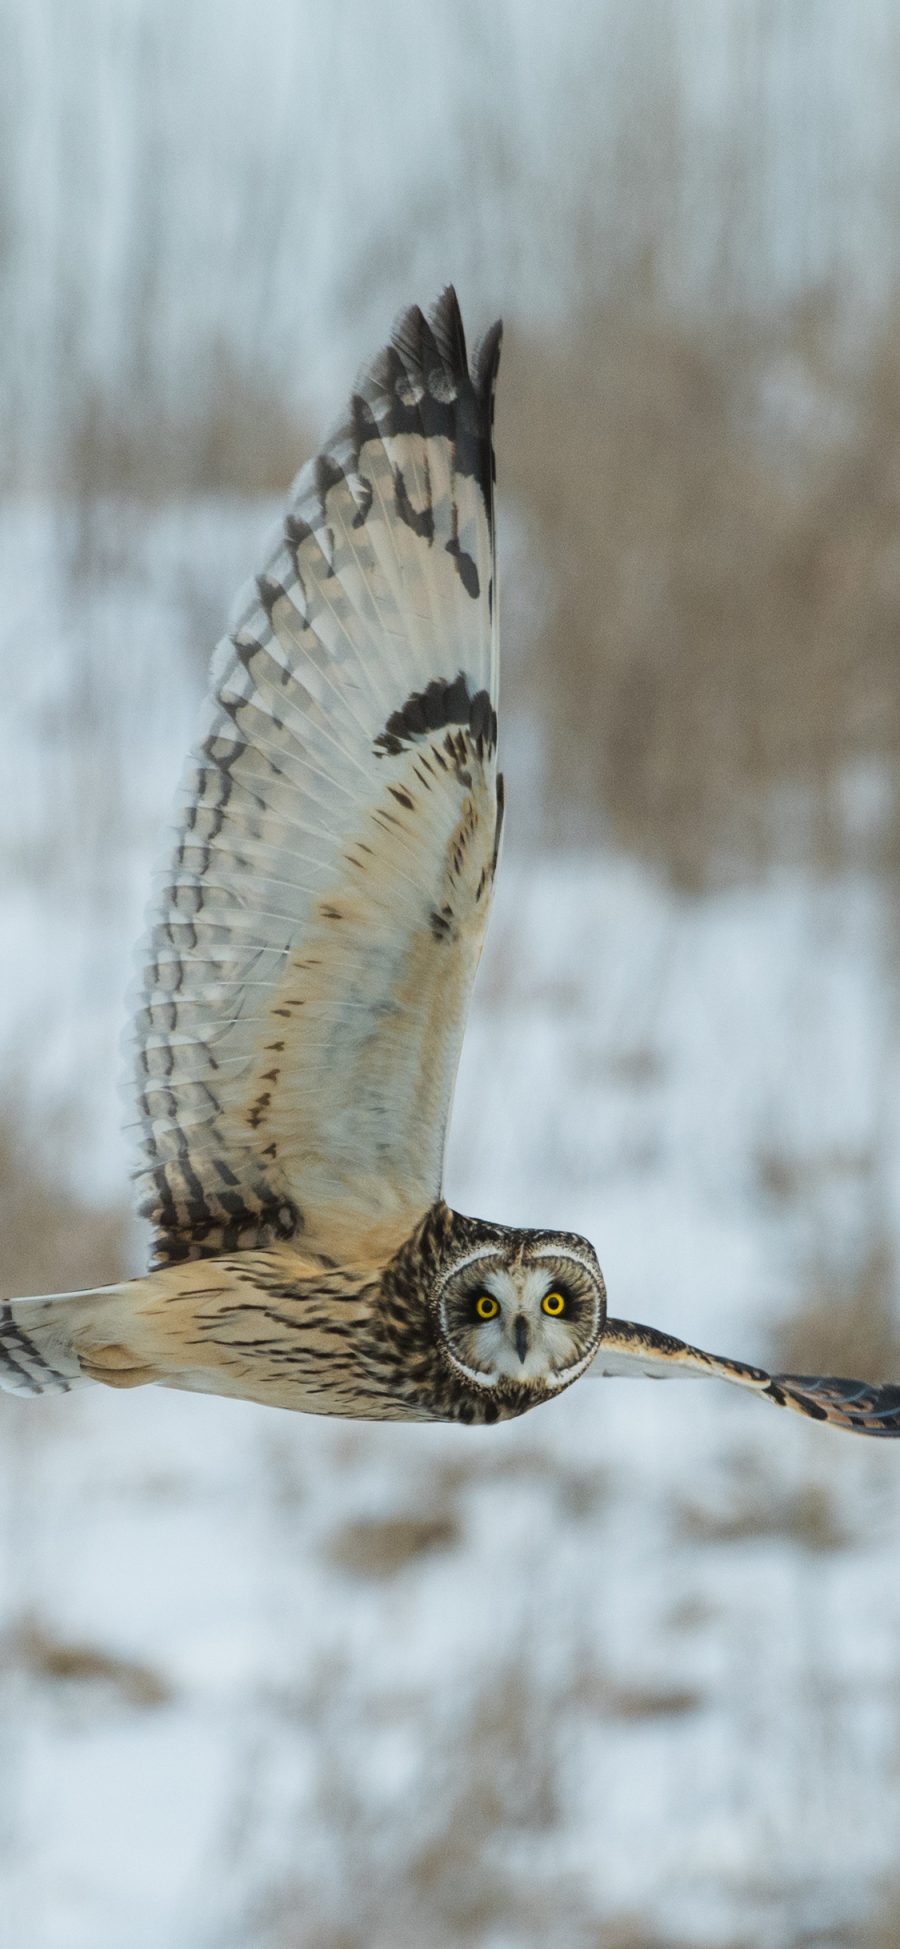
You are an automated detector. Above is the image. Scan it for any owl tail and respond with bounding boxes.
[0,1285,128,1396]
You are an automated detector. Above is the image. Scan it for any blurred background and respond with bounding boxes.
[3,3,900,1944]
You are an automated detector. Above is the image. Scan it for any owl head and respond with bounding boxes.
[432,1218,607,1400]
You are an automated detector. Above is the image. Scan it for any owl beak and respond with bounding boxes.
[513,1316,529,1364]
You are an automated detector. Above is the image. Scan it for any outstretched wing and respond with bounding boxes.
[590,1319,900,1437]
[128,290,503,1269]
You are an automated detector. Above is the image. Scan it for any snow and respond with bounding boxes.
[2,499,900,1948]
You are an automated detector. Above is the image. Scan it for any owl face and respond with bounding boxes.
[434,1231,606,1396]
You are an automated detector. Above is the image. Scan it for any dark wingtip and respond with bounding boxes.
[319,289,500,527]
[778,1372,900,1436]
[390,300,428,373]
[393,286,501,407]
[388,287,469,399]
[472,317,503,411]
[428,285,467,371]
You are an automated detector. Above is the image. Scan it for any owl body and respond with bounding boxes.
[62,1203,605,1426]
[5,288,900,1439]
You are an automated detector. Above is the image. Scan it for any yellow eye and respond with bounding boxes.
[542,1291,567,1317]
[475,1294,499,1321]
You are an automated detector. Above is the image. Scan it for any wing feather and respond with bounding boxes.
[591,1319,900,1436]
[127,289,502,1269]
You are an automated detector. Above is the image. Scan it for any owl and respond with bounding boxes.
[3,289,899,1437]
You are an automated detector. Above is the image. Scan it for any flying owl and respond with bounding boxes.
[3,289,899,1437]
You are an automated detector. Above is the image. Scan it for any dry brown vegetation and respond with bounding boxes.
[776,1225,900,1384]
[500,297,900,886]
[0,1096,128,1301]
[325,1511,461,1579]
[7,1616,171,1710]
[676,1476,850,1553]
[64,348,311,501]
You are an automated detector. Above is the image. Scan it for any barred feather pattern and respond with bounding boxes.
[0,1297,78,1395]
[127,290,503,1271]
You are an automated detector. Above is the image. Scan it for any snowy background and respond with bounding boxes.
[4,5,900,1946]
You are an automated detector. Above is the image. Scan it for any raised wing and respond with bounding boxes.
[128,290,503,1269]
[590,1319,900,1437]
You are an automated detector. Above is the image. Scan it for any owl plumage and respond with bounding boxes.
[13,1205,603,1425]
[4,289,900,1441]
